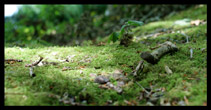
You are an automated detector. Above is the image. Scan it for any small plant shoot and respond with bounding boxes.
[108,20,144,45]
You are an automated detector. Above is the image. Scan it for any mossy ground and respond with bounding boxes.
[4,5,207,106]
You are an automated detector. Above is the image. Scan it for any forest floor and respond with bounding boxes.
[4,5,207,106]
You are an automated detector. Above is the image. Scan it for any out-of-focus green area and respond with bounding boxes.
[5,5,192,46]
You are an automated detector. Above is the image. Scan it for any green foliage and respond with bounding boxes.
[127,20,144,26]
[5,5,193,46]
[108,20,144,43]
[5,5,108,46]
[108,32,120,43]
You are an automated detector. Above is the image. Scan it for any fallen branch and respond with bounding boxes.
[5,59,23,62]
[135,81,150,94]
[141,41,178,64]
[41,61,58,66]
[184,96,189,105]
[25,56,43,77]
[5,59,23,64]
[25,57,44,67]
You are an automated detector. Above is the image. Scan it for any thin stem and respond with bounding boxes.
[135,81,150,94]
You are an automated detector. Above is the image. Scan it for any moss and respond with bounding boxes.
[164,5,207,21]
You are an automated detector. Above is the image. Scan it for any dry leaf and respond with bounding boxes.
[97,42,106,46]
[124,100,136,106]
[190,19,204,26]
[203,102,207,106]
[152,32,163,38]
[89,73,97,78]
[184,96,189,105]
[161,87,166,92]
[99,84,109,89]
[78,66,86,69]
[187,77,195,80]
[62,67,71,71]
[5,59,22,64]
[172,101,178,106]
[114,69,123,74]
[160,98,171,106]
[124,72,128,76]
[8,61,15,64]
[49,86,54,89]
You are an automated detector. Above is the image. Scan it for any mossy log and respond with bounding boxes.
[141,41,178,64]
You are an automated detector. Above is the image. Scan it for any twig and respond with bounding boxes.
[135,81,150,94]
[42,61,58,66]
[29,67,35,77]
[132,60,144,76]
[25,57,44,67]
[181,33,189,43]
[5,59,23,62]
[186,35,189,43]
[150,45,161,50]
[25,56,43,77]
[5,59,23,64]
[190,48,193,59]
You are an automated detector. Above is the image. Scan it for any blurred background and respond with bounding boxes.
[4,4,193,47]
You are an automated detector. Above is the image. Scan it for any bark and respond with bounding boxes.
[141,41,178,64]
